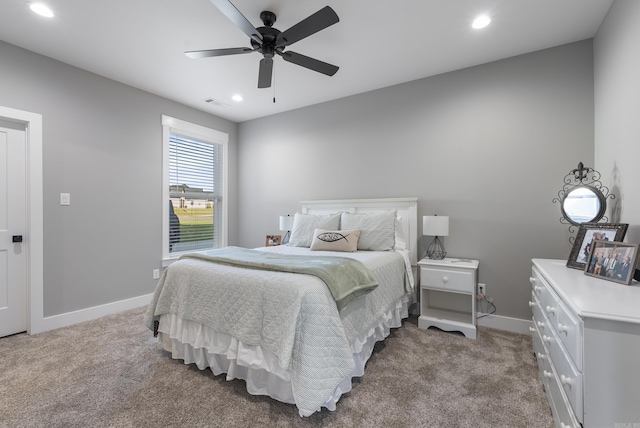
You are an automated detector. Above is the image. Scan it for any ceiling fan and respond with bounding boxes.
[185,0,339,89]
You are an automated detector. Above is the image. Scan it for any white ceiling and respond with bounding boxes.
[0,0,613,123]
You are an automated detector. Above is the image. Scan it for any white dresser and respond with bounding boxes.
[530,259,640,428]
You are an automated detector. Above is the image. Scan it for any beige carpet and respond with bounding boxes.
[0,307,553,428]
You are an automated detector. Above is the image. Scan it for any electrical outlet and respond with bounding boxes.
[478,283,486,295]
[153,269,160,280]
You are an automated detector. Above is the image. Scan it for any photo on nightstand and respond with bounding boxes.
[266,235,281,246]
[584,240,639,285]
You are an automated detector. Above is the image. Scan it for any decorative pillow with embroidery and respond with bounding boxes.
[310,229,361,252]
[288,212,341,247]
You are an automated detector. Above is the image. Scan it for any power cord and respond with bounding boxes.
[476,293,496,319]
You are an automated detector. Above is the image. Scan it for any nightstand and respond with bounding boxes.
[417,257,479,339]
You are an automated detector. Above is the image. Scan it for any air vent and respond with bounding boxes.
[204,98,230,108]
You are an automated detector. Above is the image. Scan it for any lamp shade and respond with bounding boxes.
[279,215,294,231]
[423,215,449,236]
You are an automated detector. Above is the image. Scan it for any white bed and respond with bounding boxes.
[145,197,418,416]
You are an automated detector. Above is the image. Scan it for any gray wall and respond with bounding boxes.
[594,0,640,244]
[0,41,238,317]
[238,40,595,321]
[0,35,607,324]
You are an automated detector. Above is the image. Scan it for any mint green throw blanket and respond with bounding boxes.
[181,246,378,311]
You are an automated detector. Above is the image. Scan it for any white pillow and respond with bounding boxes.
[288,212,341,247]
[310,229,360,252]
[395,216,407,250]
[340,210,397,251]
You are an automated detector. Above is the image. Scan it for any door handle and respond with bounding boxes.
[12,235,23,243]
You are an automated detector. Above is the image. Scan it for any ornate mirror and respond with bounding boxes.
[560,185,606,226]
[553,162,615,237]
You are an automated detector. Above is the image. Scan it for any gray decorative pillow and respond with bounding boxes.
[288,212,341,247]
[340,210,397,251]
[310,229,361,252]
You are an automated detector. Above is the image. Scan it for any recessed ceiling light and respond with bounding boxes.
[472,15,491,29]
[30,3,54,18]
[232,94,243,102]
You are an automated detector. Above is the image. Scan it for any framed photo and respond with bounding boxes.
[566,223,628,270]
[584,240,639,285]
[265,235,281,246]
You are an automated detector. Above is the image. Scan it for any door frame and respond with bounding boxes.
[0,106,43,335]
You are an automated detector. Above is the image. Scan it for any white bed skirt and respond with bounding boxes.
[157,295,410,416]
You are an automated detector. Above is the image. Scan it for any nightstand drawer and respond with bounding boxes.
[421,267,474,294]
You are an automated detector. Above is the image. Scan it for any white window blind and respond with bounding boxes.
[168,134,222,253]
[162,115,228,263]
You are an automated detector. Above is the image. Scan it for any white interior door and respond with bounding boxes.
[0,121,27,337]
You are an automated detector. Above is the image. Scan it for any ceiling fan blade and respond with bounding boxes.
[185,47,254,59]
[210,0,262,43]
[258,58,273,88]
[279,51,339,76]
[276,6,339,47]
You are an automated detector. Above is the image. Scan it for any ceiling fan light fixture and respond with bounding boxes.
[472,15,491,29]
[30,2,54,18]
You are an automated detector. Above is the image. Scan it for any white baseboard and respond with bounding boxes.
[35,293,154,334]
[477,312,532,335]
[33,294,532,337]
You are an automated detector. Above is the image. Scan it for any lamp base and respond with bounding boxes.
[283,230,291,245]
[426,236,447,260]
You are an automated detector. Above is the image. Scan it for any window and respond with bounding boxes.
[162,115,228,264]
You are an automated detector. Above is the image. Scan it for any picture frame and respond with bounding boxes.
[584,240,639,285]
[566,223,629,270]
[265,235,281,246]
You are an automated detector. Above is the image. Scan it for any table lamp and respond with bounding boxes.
[423,215,449,260]
[279,214,294,244]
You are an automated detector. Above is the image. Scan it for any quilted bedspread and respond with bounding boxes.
[145,247,411,416]
[180,247,379,311]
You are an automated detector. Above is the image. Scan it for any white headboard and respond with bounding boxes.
[300,197,419,266]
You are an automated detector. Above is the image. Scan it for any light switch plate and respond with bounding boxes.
[60,193,71,205]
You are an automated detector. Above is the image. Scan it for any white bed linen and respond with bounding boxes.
[152,246,413,416]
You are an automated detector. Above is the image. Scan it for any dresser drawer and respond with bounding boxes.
[555,300,583,371]
[421,267,474,294]
[531,273,561,326]
[532,323,580,428]
[530,291,549,334]
[531,320,549,369]
[544,358,581,428]
[545,326,583,422]
[532,268,583,371]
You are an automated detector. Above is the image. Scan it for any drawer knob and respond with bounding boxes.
[542,335,552,344]
[528,301,536,308]
[533,285,543,293]
[529,277,536,284]
[560,375,574,387]
[536,352,546,361]
[543,370,553,379]
[442,276,448,284]
[557,323,569,334]
[546,305,556,315]
[560,423,570,428]
[537,321,545,330]
[529,326,535,333]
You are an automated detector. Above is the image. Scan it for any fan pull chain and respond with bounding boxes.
[273,63,276,103]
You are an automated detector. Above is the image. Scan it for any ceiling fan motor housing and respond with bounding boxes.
[251,23,280,59]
